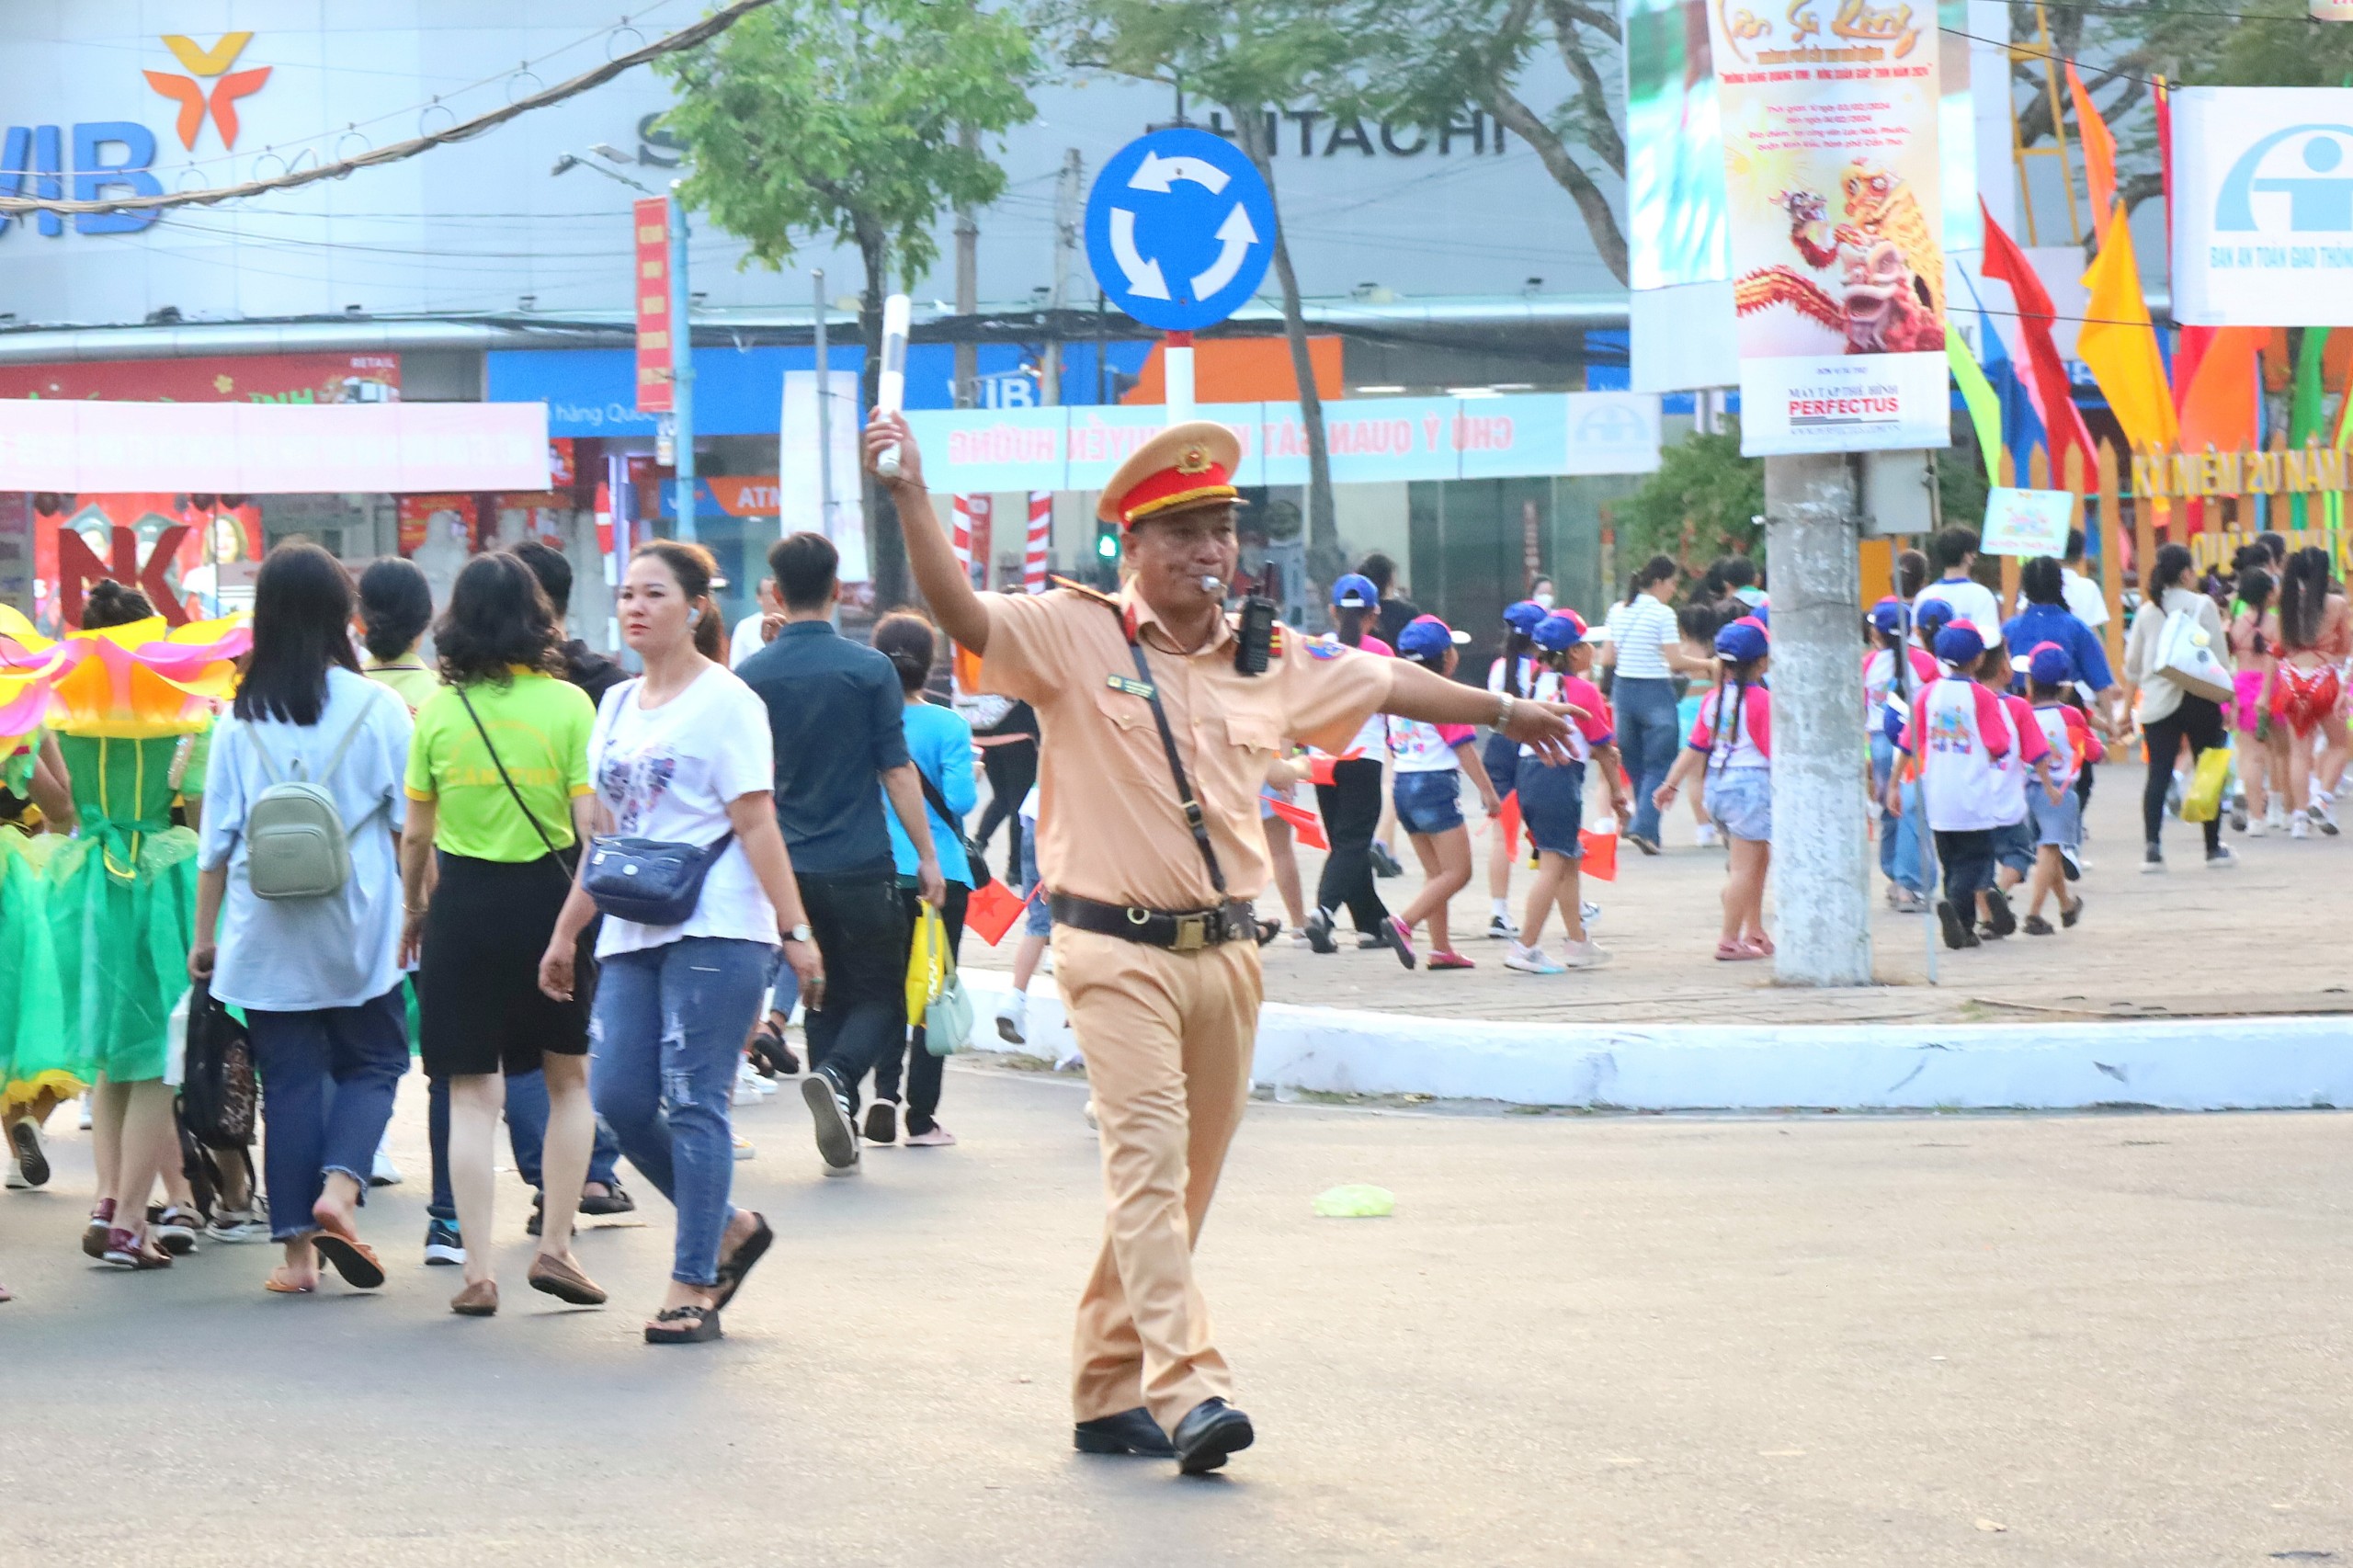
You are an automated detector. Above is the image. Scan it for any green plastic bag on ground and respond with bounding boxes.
[1313,1184,1395,1218]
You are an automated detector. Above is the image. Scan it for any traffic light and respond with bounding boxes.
[1094,520,1120,561]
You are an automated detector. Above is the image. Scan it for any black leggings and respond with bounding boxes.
[875,882,968,1134]
[1314,758,1390,931]
[2141,696,2225,854]
[975,739,1037,885]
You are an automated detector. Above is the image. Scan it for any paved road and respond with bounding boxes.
[7,1062,2352,1565]
[972,758,2353,1027]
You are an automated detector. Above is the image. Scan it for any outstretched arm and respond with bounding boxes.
[1383,659,1578,764]
[869,411,990,655]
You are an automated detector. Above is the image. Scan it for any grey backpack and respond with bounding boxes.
[242,699,382,900]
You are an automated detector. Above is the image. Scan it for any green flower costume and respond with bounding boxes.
[45,732,201,1084]
[0,819,67,1110]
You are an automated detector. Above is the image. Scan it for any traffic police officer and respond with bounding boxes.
[869,411,1578,1474]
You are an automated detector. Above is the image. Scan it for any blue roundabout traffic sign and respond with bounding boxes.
[1083,127,1278,333]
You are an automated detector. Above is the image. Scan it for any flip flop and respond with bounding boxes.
[308,1222,386,1290]
[710,1213,773,1311]
[264,1267,315,1295]
[1715,940,1762,961]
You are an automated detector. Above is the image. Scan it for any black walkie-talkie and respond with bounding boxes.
[1234,596,1278,676]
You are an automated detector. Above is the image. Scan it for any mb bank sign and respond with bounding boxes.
[2174,87,2353,327]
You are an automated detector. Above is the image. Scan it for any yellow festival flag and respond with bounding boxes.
[2077,204,2178,454]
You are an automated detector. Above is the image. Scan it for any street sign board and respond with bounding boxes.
[633,195,674,413]
[1084,127,1277,332]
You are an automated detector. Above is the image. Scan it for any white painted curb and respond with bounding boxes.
[951,970,2353,1111]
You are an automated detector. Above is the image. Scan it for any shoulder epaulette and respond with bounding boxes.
[1049,575,1120,608]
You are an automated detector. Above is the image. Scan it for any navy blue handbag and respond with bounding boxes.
[582,833,736,926]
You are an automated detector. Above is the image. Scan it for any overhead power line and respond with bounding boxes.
[0,0,773,217]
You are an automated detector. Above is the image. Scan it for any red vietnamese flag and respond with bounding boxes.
[963,880,1031,947]
[1980,202,2096,484]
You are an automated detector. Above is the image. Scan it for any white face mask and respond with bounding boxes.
[1532,590,1555,608]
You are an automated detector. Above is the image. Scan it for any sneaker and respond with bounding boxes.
[1694,823,1722,847]
[1289,931,1313,949]
[5,1163,27,1191]
[2318,797,2340,836]
[100,1227,170,1270]
[1580,901,1602,927]
[1484,914,1517,940]
[2206,844,2239,869]
[1380,915,1416,970]
[904,1123,959,1148]
[369,1142,404,1187]
[733,1131,756,1162]
[1556,938,1612,969]
[732,1066,762,1106]
[207,1207,267,1244]
[77,1095,92,1131]
[2268,801,2290,833]
[2247,815,2268,838]
[1888,887,1928,913]
[2141,843,2168,871]
[423,1217,466,1267]
[1504,941,1564,975]
[801,1074,859,1172]
[2291,811,2313,840]
[1628,832,1661,856]
[1369,840,1404,878]
[995,992,1029,1046]
[147,1205,200,1256]
[2230,795,2249,833]
[2059,844,2083,881]
[6,1118,48,1188]
[864,1099,898,1145]
[1302,909,1338,955]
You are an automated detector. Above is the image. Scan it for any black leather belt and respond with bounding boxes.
[1050,892,1258,951]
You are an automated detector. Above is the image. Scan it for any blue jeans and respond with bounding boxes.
[590,937,777,1287]
[426,1069,623,1224]
[1870,736,1936,895]
[247,985,410,1244]
[1613,676,1682,842]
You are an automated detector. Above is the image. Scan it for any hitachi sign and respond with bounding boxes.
[0,122,162,236]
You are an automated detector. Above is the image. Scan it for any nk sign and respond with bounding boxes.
[2173,87,2353,326]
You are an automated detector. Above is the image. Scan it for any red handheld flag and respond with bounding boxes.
[963,879,1031,947]
[1495,791,1522,855]
[1578,826,1620,882]
[1266,796,1328,850]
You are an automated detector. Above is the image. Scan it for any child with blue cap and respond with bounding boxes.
[1385,616,1503,968]
[1865,597,1938,911]
[1654,617,1776,960]
[1303,574,1408,962]
[2017,642,2102,933]
[1481,600,1549,938]
[1505,609,1627,973]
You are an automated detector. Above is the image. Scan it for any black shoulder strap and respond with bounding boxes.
[455,686,572,873]
[1115,607,1229,899]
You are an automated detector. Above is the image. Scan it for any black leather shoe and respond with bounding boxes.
[1171,1398,1255,1474]
[1073,1407,1176,1457]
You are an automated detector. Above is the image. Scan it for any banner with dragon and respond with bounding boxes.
[1709,0,1954,456]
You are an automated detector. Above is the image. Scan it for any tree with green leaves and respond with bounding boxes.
[658,0,1035,606]
[1616,424,1764,574]
[1353,0,1628,284]
[1053,0,1355,583]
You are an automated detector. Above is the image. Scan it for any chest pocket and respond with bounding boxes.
[1223,712,1281,757]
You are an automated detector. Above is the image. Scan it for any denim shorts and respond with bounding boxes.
[1392,768,1465,836]
[1019,824,1051,937]
[2029,788,2082,849]
[1703,766,1772,843]
[1514,754,1586,858]
[1994,816,2039,871]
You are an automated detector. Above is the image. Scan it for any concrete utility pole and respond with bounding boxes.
[1764,452,1873,985]
[1043,147,1082,407]
[953,122,978,410]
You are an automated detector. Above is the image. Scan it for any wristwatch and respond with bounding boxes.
[1495,691,1517,730]
[785,924,813,944]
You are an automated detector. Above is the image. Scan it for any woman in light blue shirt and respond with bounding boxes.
[870,611,973,1147]
[192,543,414,1298]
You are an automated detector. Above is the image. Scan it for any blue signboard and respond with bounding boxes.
[1083,127,1278,332]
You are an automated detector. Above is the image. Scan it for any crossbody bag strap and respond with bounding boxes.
[1123,622,1229,900]
[454,686,572,872]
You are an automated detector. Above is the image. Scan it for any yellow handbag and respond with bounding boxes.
[2181,743,2232,824]
[904,904,946,1018]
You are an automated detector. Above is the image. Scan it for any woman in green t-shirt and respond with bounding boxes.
[357,559,440,718]
[398,553,604,1317]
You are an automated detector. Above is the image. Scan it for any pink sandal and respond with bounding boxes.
[1749,933,1776,956]
[1426,950,1476,971]
[1714,940,1764,961]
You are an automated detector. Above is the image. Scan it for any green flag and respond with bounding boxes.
[2290,326,2330,530]
[1947,325,2001,485]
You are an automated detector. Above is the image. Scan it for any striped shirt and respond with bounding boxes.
[1606,594,1679,680]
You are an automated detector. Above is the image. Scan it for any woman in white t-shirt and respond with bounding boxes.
[538,540,821,1346]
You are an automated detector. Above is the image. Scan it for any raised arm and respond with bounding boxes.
[1383,659,1577,764]
[869,411,990,655]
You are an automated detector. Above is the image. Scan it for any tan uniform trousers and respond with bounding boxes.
[1053,923,1263,1434]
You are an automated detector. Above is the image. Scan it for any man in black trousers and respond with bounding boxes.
[735,533,944,1177]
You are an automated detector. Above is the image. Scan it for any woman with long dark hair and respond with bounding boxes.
[1303,574,1410,963]
[193,543,415,1294]
[2228,565,2283,835]
[2270,545,2350,836]
[867,610,974,1147]
[1602,555,1704,855]
[400,552,605,1315]
[2121,542,2235,869]
[538,540,820,1344]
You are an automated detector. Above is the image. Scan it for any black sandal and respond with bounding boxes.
[749,1015,799,1077]
[644,1304,723,1345]
[710,1213,773,1311]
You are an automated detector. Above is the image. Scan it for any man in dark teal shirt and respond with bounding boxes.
[737,532,943,1177]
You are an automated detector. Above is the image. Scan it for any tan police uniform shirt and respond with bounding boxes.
[978,585,1395,911]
